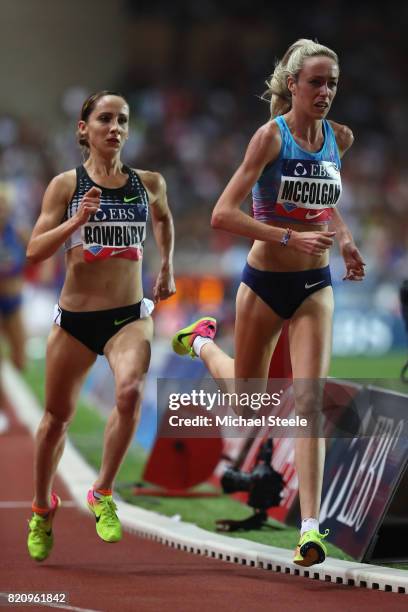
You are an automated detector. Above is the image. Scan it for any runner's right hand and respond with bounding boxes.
[75,186,102,225]
[290,230,336,256]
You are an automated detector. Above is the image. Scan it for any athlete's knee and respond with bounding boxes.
[116,378,144,416]
[38,410,71,440]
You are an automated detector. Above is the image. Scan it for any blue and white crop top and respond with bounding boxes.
[252,116,342,225]
[0,221,26,278]
[64,165,149,262]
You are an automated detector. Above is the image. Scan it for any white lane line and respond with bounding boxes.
[48,606,102,612]
[0,501,76,509]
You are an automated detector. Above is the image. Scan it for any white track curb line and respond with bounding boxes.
[4,362,407,595]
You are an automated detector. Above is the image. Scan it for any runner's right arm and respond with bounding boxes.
[26,173,101,263]
[211,122,336,256]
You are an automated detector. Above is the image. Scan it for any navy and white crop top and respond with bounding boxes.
[252,116,342,225]
[64,165,149,262]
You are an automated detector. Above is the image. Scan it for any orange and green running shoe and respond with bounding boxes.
[27,492,61,562]
[293,529,329,567]
[87,489,122,543]
[171,317,217,358]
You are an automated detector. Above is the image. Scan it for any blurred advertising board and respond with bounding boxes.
[319,385,408,562]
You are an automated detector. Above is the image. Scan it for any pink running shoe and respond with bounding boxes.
[171,317,217,358]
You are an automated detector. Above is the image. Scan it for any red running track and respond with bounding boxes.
[0,398,407,612]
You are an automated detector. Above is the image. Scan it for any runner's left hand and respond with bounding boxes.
[341,241,366,281]
[153,268,176,303]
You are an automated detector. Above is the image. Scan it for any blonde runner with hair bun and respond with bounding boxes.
[172,37,365,568]
[264,39,339,118]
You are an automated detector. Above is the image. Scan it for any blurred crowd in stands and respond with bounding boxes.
[0,2,407,330]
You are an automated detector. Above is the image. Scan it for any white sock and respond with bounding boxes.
[92,488,111,500]
[192,336,213,358]
[301,517,319,535]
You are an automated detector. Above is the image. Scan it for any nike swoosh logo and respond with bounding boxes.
[123,196,138,203]
[305,280,325,289]
[305,210,325,219]
[177,324,215,343]
[114,315,135,326]
[110,248,129,256]
[177,332,192,343]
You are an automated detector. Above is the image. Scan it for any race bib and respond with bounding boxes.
[277,159,342,211]
[81,204,146,262]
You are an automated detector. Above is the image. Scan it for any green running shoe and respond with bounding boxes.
[27,493,61,562]
[293,528,329,567]
[171,317,217,358]
[87,489,122,543]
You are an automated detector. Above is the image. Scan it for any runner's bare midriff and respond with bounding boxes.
[247,219,331,272]
[59,246,144,311]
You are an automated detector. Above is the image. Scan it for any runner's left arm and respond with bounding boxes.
[329,121,365,281]
[330,209,365,280]
[146,172,176,302]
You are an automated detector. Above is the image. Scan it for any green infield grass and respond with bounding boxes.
[330,352,407,391]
